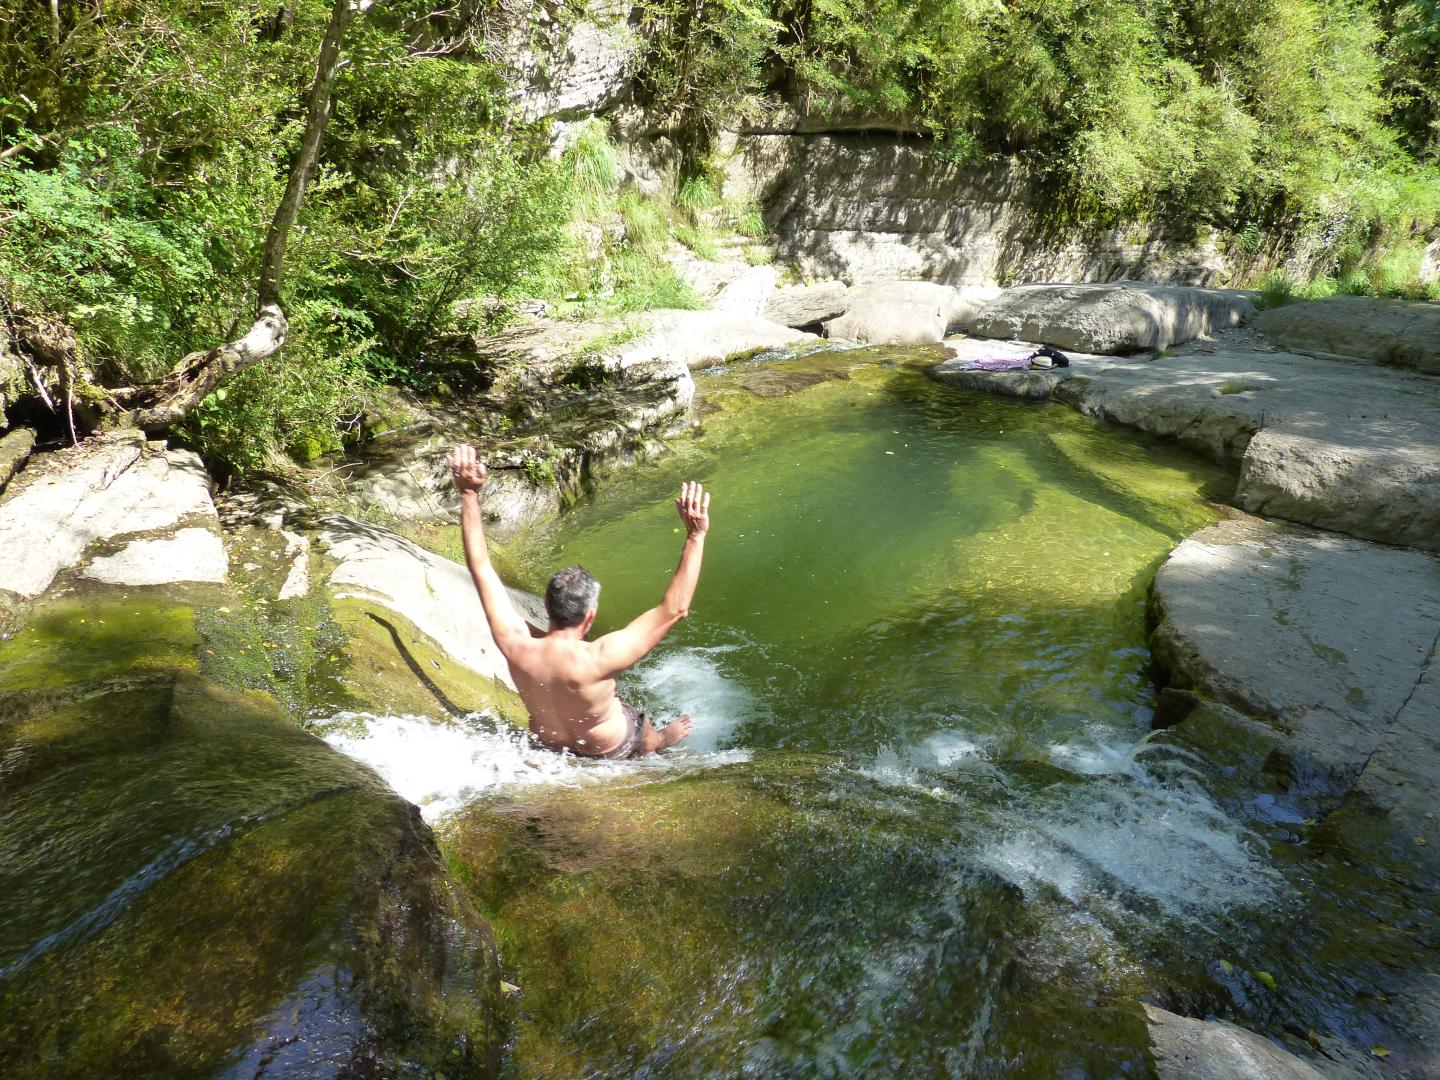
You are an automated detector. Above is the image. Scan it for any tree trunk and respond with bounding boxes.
[108,305,290,429]
[257,0,358,309]
[112,0,362,431]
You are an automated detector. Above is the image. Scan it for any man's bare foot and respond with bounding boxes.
[642,714,692,754]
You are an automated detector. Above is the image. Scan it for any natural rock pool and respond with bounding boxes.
[518,348,1226,759]
[328,350,1365,1075]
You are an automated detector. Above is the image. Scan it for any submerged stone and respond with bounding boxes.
[1144,1005,1333,1080]
[446,756,1159,1077]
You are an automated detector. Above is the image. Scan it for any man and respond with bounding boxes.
[447,443,707,758]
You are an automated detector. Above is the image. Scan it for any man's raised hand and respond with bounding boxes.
[675,481,710,537]
[448,444,488,494]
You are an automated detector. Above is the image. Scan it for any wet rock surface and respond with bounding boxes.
[1144,1005,1334,1079]
[969,282,1255,354]
[0,587,504,1079]
[1255,296,1440,375]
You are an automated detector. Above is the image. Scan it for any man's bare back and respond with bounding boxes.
[448,444,709,758]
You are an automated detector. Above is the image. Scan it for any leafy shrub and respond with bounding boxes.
[184,297,375,474]
[1254,271,1298,310]
[0,0,572,472]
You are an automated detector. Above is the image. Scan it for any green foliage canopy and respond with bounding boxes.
[0,0,571,471]
[638,0,1439,232]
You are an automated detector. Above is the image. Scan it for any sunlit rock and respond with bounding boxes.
[970,282,1255,354]
[1255,294,1440,374]
[0,431,218,599]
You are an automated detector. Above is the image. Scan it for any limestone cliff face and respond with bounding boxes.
[482,4,1261,289]
[478,0,638,125]
[463,0,1238,288]
[715,130,1233,287]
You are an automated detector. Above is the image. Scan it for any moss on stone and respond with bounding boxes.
[0,666,505,1078]
[0,593,200,691]
[0,584,506,1077]
[0,788,502,1080]
[444,753,1161,1077]
[448,762,801,1076]
[310,595,526,724]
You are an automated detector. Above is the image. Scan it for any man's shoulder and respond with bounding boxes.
[510,635,600,674]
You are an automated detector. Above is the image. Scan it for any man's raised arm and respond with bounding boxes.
[448,444,530,654]
[594,481,710,674]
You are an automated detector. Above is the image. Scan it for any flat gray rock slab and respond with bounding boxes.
[0,432,218,598]
[763,281,849,328]
[464,309,808,374]
[1255,295,1440,374]
[1327,654,1440,887]
[933,344,1440,550]
[1144,1005,1335,1080]
[83,527,229,586]
[825,281,994,345]
[625,308,813,368]
[971,282,1254,353]
[1151,517,1440,790]
[319,515,546,692]
[930,337,1121,399]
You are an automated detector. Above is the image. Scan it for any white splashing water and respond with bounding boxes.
[980,765,1281,919]
[864,727,992,787]
[1045,730,1139,775]
[860,725,1280,921]
[629,645,759,752]
[320,712,749,822]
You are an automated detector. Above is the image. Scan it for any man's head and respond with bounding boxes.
[545,565,600,632]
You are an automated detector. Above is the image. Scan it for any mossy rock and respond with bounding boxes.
[310,595,526,724]
[0,589,505,1077]
[445,755,1154,1077]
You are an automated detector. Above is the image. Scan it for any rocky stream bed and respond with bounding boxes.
[1,286,1437,1079]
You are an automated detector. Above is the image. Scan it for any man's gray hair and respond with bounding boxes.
[545,565,600,629]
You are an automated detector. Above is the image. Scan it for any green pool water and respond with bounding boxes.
[510,349,1226,761]
[3,348,1421,1077]
[443,351,1312,1076]
[329,350,1421,1077]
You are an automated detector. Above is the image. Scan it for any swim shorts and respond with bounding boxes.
[578,701,651,760]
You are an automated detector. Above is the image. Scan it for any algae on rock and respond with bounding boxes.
[0,585,506,1078]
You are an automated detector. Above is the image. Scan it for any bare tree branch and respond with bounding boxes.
[111,305,289,429]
